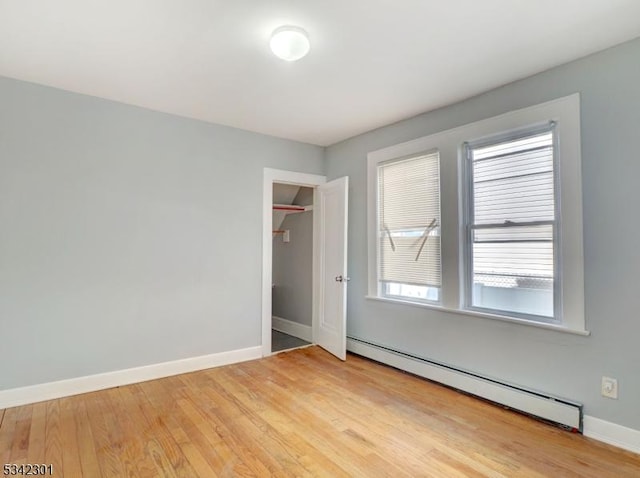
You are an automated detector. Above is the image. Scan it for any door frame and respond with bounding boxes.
[262,168,327,357]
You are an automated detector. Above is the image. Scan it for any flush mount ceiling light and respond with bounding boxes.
[270,26,310,61]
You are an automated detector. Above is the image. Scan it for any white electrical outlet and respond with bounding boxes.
[601,376,618,399]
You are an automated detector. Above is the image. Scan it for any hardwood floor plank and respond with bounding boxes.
[186,368,340,477]
[176,396,252,475]
[1,346,638,477]
[85,390,128,477]
[44,400,63,475]
[125,383,199,478]
[104,387,161,478]
[170,374,294,477]
[73,396,104,477]
[221,360,417,477]
[256,363,431,476]
[25,402,46,464]
[8,404,33,465]
[0,408,18,465]
[211,366,344,464]
[59,396,84,477]
[139,378,228,477]
[175,374,308,476]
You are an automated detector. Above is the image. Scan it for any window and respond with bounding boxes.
[377,152,441,303]
[464,126,557,322]
[367,94,586,334]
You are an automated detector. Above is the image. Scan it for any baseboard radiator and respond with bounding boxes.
[347,337,583,431]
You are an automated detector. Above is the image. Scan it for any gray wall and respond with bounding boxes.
[272,210,313,326]
[325,37,640,429]
[0,76,324,390]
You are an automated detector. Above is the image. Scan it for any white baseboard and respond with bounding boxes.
[583,416,640,454]
[0,346,262,410]
[272,316,313,342]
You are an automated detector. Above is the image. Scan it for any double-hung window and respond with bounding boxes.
[463,126,558,322]
[367,94,586,334]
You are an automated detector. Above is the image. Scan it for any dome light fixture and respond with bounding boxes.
[270,26,310,61]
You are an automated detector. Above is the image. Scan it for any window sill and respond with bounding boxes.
[365,295,590,336]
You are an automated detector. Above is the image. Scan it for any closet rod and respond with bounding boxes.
[273,205,306,211]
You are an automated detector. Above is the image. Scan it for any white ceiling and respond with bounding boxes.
[1,1,640,146]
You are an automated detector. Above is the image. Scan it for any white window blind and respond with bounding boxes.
[466,127,557,319]
[378,152,441,298]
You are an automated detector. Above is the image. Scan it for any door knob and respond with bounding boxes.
[335,275,351,282]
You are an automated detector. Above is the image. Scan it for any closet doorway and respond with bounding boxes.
[271,183,314,353]
[262,168,349,360]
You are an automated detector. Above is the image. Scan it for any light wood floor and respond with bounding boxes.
[1,347,639,477]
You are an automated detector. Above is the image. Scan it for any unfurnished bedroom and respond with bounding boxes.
[1,1,640,476]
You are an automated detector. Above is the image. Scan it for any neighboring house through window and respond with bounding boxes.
[463,125,557,322]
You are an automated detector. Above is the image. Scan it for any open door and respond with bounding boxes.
[315,176,349,360]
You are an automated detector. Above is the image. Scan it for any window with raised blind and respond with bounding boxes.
[378,152,441,302]
[367,94,585,333]
[464,126,558,321]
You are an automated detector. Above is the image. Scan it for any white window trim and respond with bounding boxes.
[367,94,587,335]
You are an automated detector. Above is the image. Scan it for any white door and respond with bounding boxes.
[315,176,349,360]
